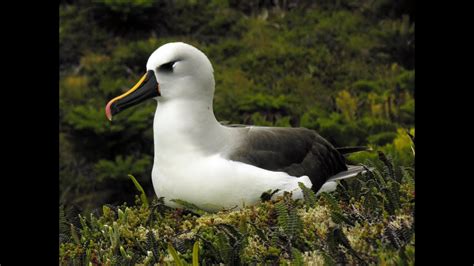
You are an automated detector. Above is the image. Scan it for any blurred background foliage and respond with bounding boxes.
[60,0,414,213]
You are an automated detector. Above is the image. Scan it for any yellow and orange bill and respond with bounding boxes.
[105,70,160,121]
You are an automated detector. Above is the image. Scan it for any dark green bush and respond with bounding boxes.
[367,131,398,146]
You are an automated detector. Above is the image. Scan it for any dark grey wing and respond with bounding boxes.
[227,126,348,192]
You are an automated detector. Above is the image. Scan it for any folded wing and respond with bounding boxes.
[227,126,350,192]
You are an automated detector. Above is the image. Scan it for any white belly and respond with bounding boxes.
[151,153,312,212]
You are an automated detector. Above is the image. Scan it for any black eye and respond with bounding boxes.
[158,61,176,72]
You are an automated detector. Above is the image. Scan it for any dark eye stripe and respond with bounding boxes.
[158,61,176,72]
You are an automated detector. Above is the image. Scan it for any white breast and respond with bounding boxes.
[152,152,312,212]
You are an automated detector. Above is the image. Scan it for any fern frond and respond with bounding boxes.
[291,247,304,265]
[331,211,355,226]
[146,231,159,264]
[286,206,302,237]
[59,205,70,243]
[216,223,243,244]
[217,224,244,265]
[275,201,289,232]
[298,182,317,208]
[320,192,341,213]
[215,231,232,262]
[378,151,395,180]
[172,237,187,254]
[385,223,403,249]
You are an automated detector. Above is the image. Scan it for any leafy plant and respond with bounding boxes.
[60,146,414,264]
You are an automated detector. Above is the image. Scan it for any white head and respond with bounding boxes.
[147,42,215,101]
[105,42,216,120]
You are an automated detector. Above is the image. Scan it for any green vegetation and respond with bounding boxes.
[60,147,414,264]
[60,0,414,264]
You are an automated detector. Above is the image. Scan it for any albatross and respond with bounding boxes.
[105,42,366,212]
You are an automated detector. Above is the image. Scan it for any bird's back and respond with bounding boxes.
[226,126,348,192]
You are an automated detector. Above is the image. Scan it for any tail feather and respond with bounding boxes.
[316,165,372,194]
[327,165,369,182]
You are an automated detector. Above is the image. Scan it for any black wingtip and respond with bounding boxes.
[336,146,372,154]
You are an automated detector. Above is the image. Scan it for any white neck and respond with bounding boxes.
[153,98,226,156]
